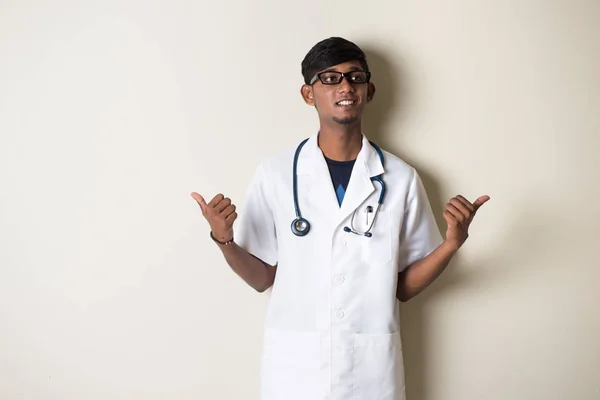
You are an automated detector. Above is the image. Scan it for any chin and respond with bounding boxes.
[333,115,359,125]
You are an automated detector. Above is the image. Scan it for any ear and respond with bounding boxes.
[366,82,376,103]
[300,84,315,106]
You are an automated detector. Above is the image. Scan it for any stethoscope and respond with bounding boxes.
[291,138,386,238]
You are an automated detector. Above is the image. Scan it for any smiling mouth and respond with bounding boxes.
[336,100,356,106]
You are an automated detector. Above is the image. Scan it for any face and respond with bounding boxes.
[301,60,376,126]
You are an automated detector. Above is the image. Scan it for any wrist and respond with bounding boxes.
[441,239,462,254]
[210,231,234,246]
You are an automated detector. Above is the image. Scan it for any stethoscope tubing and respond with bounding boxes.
[291,138,385,238]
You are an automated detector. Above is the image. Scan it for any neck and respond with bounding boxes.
[317,124,363,161]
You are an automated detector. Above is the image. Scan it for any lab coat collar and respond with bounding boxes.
[296,132,385,226]
[296,133,384,177]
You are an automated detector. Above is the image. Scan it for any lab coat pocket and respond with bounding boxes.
[353,331,404,400]
[362,209,392,267]
[260,328,322,400]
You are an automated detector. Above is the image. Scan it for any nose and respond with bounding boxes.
[336,76,355,93]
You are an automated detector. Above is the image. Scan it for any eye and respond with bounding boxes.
[349,72,367,82]
[320,73,341,83]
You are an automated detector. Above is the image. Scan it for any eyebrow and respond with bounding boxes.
[319,65,363,74]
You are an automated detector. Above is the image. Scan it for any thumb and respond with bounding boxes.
[191,192,208,213]
[473,195,491,211]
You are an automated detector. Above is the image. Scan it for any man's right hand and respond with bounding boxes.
[191,191,275,292]
[191,192,238,242]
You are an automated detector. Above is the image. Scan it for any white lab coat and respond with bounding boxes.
[235,133,443,400]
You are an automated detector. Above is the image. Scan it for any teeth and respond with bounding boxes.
[337,100,354,106]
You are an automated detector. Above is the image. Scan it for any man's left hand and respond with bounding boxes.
[443,194,490,251]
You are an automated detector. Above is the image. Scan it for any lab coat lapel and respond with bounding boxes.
[337,136,385,226]
[296,135,342,223]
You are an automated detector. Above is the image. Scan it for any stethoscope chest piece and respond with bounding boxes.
[291,217,310,236]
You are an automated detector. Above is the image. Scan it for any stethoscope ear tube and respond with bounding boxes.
[343,226,372,237]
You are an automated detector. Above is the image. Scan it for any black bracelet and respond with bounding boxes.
[210,231,234,245]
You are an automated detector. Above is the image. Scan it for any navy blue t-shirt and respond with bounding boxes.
[324,157,356,206]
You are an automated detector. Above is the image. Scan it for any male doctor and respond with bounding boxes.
[192,37,489,400]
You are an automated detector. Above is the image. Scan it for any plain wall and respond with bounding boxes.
[1,1,599,399]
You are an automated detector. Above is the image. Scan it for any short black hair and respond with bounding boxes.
[301,37,369,85]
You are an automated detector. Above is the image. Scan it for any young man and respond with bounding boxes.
[192,37,489,400]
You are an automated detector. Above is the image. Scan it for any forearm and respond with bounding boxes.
[396,240,459,302]
[216,242,276,292]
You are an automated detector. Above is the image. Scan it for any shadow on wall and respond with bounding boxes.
[360,42,485,400]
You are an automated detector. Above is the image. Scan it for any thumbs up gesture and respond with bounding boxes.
[443,194,490,250]
[191,192,238,243]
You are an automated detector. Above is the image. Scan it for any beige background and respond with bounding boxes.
[1,1,599,399]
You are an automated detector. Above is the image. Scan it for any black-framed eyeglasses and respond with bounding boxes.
[309,70,371,85]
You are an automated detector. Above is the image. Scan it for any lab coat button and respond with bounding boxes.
[334,275,345,284]
[335,310,345,319]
